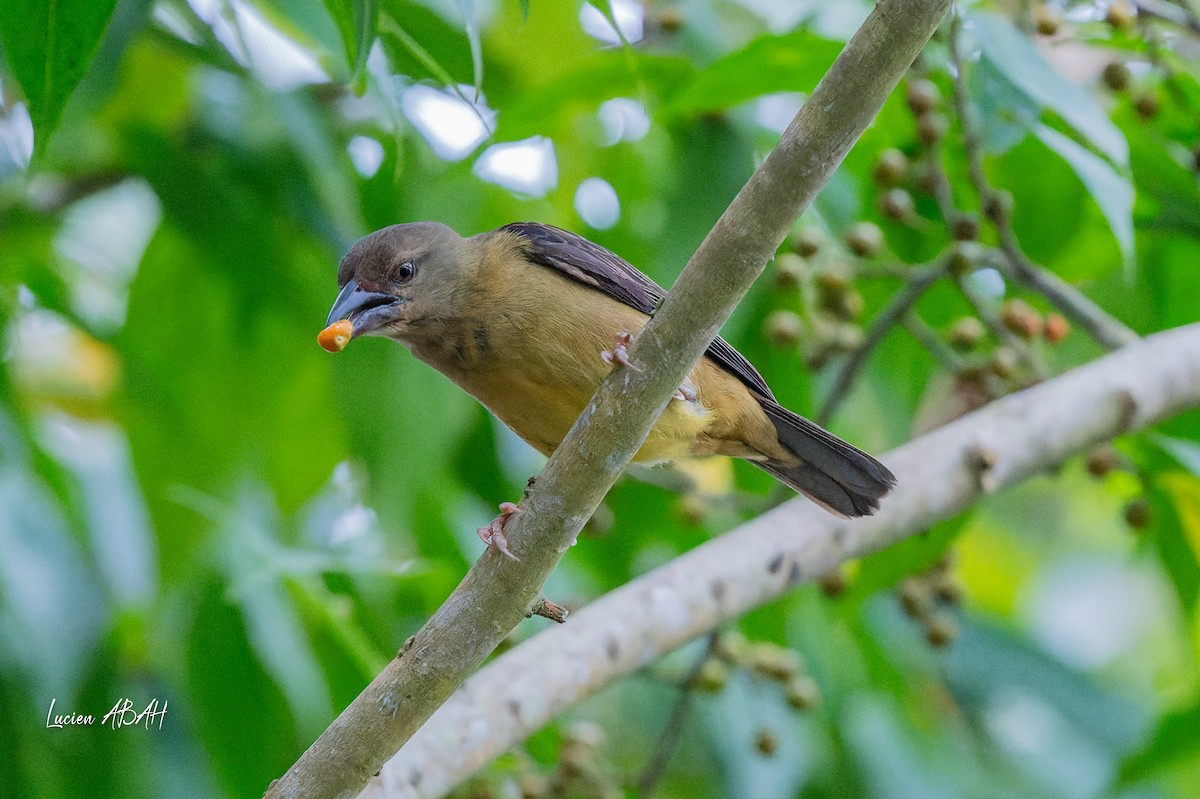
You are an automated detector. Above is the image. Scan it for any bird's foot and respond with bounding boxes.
[477,501,521,561]
[600,332,641,372]
[673,383,697,402]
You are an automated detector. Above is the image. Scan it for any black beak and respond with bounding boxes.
[326,278,402,337]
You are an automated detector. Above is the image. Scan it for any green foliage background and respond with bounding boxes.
[1,1,1199,797]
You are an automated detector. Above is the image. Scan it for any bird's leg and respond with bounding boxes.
[477,501,520,561]
[600,332,641,372]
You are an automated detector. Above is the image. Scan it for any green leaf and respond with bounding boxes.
[0,0,119,157]
[668,30,842,116]
[970,11,1127,167]
[377,1,472,86]
[1118,700,1200,784]
[1034,124,1135,272]
[323,0,377,81]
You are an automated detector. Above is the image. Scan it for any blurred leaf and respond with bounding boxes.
[0,0,118,157]
[971,11,1128,167]
[1156,436,1200,477]
[667,30,842,116]
[378,1,472,86]
[323,0,378,80]
[1119,700,1200,784]
[1034,124,1134,272]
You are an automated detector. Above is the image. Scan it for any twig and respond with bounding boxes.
[1134,0,1200,37]
[817,261,946,425]
[263,3,952,797]
[633,633,719,797]
[902,313,967,373]
[946,8,1139,352]
[369,323,1200,799]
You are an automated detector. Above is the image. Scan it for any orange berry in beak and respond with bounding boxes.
[318,319,354,352]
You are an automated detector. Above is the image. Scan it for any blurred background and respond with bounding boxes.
[2,0,1200,797]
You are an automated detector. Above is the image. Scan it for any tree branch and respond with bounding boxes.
[368,322,1200,799]
[264,2,951,796]
[946,10,1139,351]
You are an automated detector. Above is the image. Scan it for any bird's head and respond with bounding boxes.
[325,221,474,343]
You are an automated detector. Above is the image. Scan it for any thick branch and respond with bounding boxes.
[369,322,1200,798]
[264,2,951,796]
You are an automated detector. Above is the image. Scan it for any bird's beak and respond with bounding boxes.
[325,278,403,337]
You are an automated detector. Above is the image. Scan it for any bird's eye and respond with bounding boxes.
[396,261,416,283]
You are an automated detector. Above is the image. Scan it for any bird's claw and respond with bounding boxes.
[673,384,697,402]
[600,332,641,372]
[477,501,521,561]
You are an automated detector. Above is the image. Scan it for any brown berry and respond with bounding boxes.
[983,190,1014,224]
[925,614,959,648]
[696,658,730,692]
[784,676,821,710]
[754,729,778,757]
[898,578,933,620]
[677,494,709,525]
[906,78,941,116]
[873,148,909,186]
[930,573,963,606]
[1034,4,1061,36]
[714,631,749,664]
[1085,446,1121,478]
[947,241,982,277]
[764,310,804,348]
[831,323,865,352]
[1001,298,1043,340]
[816,269,850,294]
[837,291,865,321]
[1102,62,1131,92]
[880,187,915,220]
[951,213,980,241]
[748,643,801,681]
[991,346,1020,380]
[1124,497,1151,530]
[819,568,847,598]
[917,112,949,146]
[1135,93,1159,120]
[846,221,884,257]
[774,253,805,288]
[791,228,824,257]
[948,317,986,350]
[657,7,684,32]
[1044,312,1070,344]
[1106,0,1134,28]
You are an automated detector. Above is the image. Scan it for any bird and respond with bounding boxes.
[321,221,895,557]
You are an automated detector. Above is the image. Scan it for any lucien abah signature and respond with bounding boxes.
[45,697,167,730]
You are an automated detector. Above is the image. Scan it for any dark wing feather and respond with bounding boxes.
[501,222,775,400]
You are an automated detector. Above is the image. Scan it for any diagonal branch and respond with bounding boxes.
[369,322,1200,799]
[264,2,951,796]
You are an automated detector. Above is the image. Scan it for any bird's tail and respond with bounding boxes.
[751,398,895,517]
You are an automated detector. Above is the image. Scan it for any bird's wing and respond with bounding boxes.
[502,222,775,400]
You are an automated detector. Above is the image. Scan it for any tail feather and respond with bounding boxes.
[753,399,895,517]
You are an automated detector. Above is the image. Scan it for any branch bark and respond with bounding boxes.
[368,322,1200,798]
[265,2,951,796]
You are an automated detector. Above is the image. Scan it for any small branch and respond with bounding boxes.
[633,633,719,797]
[370,323,1200,799]
[817,261,945,425]
[264,3,952,797]
[946,9,1139,352]
[902,313,967,373]
[1134,0,1200,37]
[528,597,569,624]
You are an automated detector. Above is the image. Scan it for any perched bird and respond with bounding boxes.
[322,222,895,555]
